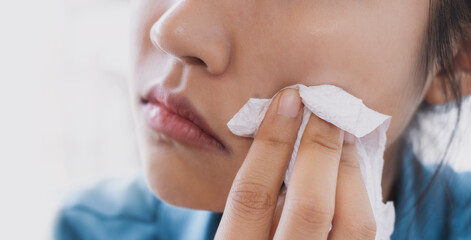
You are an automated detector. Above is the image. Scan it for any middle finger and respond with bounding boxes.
[274,114,344,239]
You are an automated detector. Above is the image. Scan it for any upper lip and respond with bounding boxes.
[141,84,228,151]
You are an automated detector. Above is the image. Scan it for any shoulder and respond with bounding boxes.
[437,165,471,238]
[53,174,160,240]
[392,143,471,239]
[53,173,223,240]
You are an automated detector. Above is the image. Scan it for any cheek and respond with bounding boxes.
[271,2,427,146]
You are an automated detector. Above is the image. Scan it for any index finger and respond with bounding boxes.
[215,88,303,240]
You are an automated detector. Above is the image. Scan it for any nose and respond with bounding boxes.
[150,1,231,75]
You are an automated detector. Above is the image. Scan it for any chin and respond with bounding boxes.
[141,141,231,212]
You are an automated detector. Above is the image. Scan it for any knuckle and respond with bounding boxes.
[344,220,377,240]
[259,134,292,148]
[228,181,275,220]
[340,156,361,170]
[306,131,343,153]
[286,198,334,228]
[303,115,343,153]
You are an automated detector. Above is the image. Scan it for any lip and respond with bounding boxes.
[140,84,229,154]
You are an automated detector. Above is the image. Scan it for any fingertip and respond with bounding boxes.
[344,132,355,144]
[277,89,302,118]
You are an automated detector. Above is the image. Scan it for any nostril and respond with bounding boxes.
[181,56,207,67]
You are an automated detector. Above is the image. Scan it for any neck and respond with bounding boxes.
[381,137,405,202]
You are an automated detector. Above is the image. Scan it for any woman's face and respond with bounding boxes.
[130,0,432,211]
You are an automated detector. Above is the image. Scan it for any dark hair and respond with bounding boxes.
[399,0,471,237]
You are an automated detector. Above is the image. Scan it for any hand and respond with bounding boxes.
[215,88,376,240]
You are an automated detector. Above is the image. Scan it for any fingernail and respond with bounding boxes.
[277,90,301,118]
[344,132,355,143]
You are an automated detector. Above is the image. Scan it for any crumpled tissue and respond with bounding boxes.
[227,84,395,240]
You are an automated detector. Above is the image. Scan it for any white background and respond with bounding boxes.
[1,0,139,239]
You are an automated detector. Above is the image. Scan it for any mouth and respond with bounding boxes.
[140,84,229,154]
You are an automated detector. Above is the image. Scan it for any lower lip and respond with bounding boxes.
[142,102,226,152]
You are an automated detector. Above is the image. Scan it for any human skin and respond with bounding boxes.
[130,0,440,219]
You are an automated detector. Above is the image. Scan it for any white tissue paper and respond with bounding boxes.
[227,84,395,240]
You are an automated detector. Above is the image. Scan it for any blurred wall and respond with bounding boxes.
[41,0,141,237]
[43,0,140,189]
[3,0,140,239]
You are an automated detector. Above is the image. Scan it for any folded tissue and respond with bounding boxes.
[227,84,395,240]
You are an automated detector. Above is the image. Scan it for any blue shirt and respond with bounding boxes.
[54,141,471,240]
